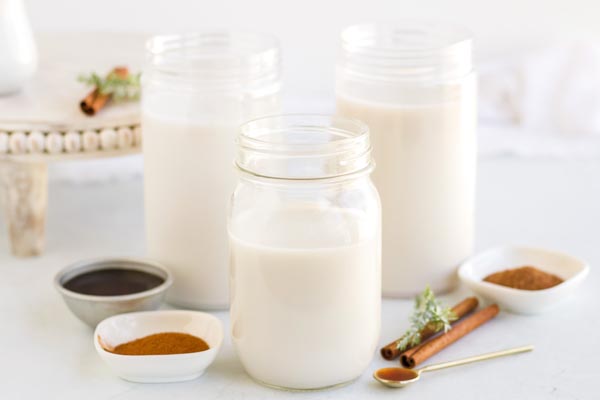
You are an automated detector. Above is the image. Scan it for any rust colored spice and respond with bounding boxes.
[483,266,563,290]
[107,332,209,355]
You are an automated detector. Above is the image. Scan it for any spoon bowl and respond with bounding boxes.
[374,345,533,388]
[373,367,420,387]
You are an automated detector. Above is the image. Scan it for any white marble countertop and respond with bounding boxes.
[0,158,598,399]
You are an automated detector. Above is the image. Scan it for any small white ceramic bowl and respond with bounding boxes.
[458,246,589,315]
[94,310,223,383]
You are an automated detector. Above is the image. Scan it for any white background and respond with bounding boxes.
[25,0,600,104]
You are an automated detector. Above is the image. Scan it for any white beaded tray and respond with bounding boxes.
[0,32,146,161]
[0,32,147,256]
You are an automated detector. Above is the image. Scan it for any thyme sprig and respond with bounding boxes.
[395,286,457,351]
[78,70,141,101]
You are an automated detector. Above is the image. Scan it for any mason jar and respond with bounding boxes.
[229,115,381,390]
[142,32,281,309]
[336,22,476,297]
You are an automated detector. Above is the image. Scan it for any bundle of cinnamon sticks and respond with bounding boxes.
[381,297,500,368]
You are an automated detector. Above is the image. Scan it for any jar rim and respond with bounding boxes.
[147,31,280,60]
[341,21,472,53]
[236,114,373,181]
[239,114,369,149]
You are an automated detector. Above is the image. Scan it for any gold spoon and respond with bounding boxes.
[374,345,534,388]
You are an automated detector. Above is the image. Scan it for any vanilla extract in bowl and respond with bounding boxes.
[55,258,172,327]
[63,268,165,296]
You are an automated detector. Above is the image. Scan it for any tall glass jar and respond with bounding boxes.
[142,32,281,309]
[229,115,381,390]
[336,22,476,297]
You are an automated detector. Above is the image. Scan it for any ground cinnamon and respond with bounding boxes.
[104,332,209,355]
[483,266,563,290]
[380,297,479,360]
[80,67,129,116]
[400,304,499,368]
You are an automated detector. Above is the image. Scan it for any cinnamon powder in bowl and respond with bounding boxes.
[483,266,563,290]
[94,310,223,382]
[458,246,589,314]
[103,332,210,356]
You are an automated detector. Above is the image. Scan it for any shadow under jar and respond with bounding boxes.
[142,32,281,310]
[336,22,477,297]
[229,115,381,390]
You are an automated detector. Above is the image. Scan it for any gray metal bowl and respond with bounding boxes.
[55,257,173,327]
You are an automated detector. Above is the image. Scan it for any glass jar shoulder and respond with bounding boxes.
[229,176,380,249]
[142,89,281,125]
[336,72,476,107]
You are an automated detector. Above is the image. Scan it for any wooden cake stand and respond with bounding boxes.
[0,33,147,257]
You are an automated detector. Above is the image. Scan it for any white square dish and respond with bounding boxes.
[458,246,589,314]
[94,310,223,383]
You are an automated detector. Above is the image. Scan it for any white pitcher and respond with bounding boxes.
[0,0,37,95]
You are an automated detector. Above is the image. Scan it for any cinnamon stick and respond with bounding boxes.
[80,67,129,116]
[80,89,110,116]
[380,297,479,360]
[400,304,500,368]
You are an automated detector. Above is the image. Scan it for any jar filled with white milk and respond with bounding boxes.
[142,32,281,309]
[229,115,381,390]
[336,22,476,297]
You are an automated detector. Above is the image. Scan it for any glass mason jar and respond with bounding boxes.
[142,32,281,309]
[229,115,381,390]
[336,22,476,297]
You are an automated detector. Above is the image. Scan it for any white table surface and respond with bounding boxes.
[1,158,598,399]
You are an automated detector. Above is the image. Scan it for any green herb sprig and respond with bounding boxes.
[395,286,457,351]
[78,70,141,101]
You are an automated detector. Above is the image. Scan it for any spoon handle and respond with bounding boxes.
[418,345,534,374]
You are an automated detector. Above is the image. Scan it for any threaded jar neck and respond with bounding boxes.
[144,31,281,95]
[338,21,473,84]
[236,114,373,180]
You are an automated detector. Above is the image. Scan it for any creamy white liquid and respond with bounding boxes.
[230,205,380,389]
[142,116,236,309]
[337,95,476,296]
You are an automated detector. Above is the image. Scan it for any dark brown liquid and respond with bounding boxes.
[63,268,164,296]
[376,368,419,382]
